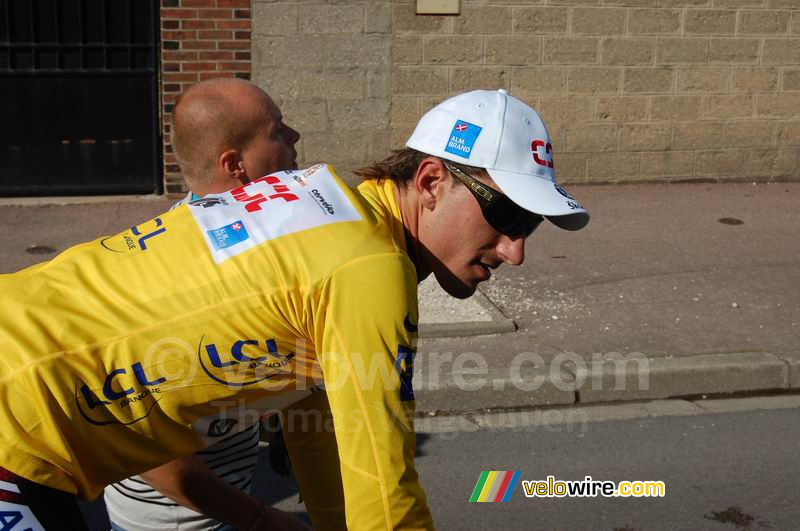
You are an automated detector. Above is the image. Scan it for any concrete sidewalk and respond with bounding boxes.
[1,181,798,414]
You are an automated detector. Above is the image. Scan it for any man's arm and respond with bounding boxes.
[140,455,311,531]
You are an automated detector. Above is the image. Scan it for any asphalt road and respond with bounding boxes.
[81,399,800,530]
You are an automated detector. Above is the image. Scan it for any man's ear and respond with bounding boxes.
[414,158,450,211]
[218,149,248,185]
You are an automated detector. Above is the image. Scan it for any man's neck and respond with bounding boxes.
[393,182,430,283]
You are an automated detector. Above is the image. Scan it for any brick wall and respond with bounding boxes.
[251,0,800,184]
[160,0,252,194]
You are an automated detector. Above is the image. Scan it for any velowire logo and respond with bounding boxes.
[469,471,521,503]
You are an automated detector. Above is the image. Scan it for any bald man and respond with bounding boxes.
[103,79,309,531]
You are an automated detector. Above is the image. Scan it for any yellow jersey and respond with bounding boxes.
[0,165,433,529]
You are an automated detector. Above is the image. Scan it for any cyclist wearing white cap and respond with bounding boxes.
[0,89,587,531]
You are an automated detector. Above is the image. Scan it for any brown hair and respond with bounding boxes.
[354,148,489,185]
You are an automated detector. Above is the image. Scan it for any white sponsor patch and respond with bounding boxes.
[0,501,45,530]
[189,164,362,264]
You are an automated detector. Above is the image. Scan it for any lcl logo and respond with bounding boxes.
[531,140,554,169]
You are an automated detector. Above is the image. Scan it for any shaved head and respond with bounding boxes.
[171,78,274,191]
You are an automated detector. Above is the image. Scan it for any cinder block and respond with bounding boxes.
[776,121,800,145]
[792,12,800,35]
[554,153,588,182]
[650,95,702,121]
[393,67,449,95]
[455,6,511,34]
[659,0,711,5]
[513,7,568,34]
[284,35,388,67]
[303,131,370,168]
[775,148,800,177]
[252,36,284,68]
[656,38,709,64]
[756,94,800,118]
[738,9,789,34]
[676,66,730,92]
[393,36,422,65]
[762,39,800,65]
[683,9,737,34]
[390,123,417,149]
[563,124,619,152]
[605,0,658,7]
[297,68,366,99]
[279,99,328,133]
[628,8,681,35]
[253,3,297,35]
[366,2,391,34]
[623,67,674,93]
[587,152,642,180]
[392,4,450,33]
[701,94,754,119]
[784,68,800,90]
[511,67,567,95]
[694,149,748,175]
[367,68,391,98]
[567,67,621,93]
[328,98,390,131]
[733,67,779,92]
[538,96,595,124]
[485,36,542,66]
[543,37,600,64]
[423,35,483,65]
[641,151,694,177]
[390,97,421,126]
[571,8,626,35]
[601,37,656,65]
[619,123,671,151]
[451,67,510,92]
[716,0,765,6]
[722,120,775,148]
[672,121,726,149]
[709,38,760,63]
[299,4,363,34]
[596,96,649,122]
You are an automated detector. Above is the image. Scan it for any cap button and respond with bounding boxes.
[498,89,508,95]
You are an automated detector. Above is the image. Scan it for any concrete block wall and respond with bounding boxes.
[249,0,800,184]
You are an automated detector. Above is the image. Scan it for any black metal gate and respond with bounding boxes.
[0,0,160,196]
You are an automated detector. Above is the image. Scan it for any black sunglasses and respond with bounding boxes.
[442,161,544,238]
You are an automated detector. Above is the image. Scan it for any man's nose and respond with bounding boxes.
[287,125,300,145]
[496,234,526,266]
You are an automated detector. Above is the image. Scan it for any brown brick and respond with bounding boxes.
[253,4,297,35]
[393,67,449,95]
[218,61,250,72]
[650,95,702,120]
[300,4,364,34]
[738,10,790,34]
[567,67,622,93]
[571,8,626,35]
[163,72,199,82]
[162,51,198,61]
[701,94,754,118]
[537,96,595,124]
[708,38,761,63]
[543,37,599,64]
[234,9,250,19]
[217,20,250,30]
[199,30,232,39]
[162,9,197,19]
[393,4,450,33]
[181,62,218,72]
[596,96,649,121]
[732,67,780,92]
[486,36,542,65]
[756,94,800,118]
[601,38,655,65]
[629,9,681,35]
[234,51,250,61]
[673,122,726,149]
[234,31,250,40]
[641,152,694,176]
[182,0,214,6]
[196,9,234,19]
[694,149,748,176]
[587,152,642,181]
[162,30,197,40]
[554,153,588,182]
[762,39,800,64]
[784,68,800,90]
[218,0,248,6]
[619,123,671,150]
[451,67,511,92]
[563,124,619,152]
[623,67,674,92]
[393,36,422,65]
[511,67,566,95]
[676,66,730,92]
[198,51,234,61]
[722,120,775,148]
[656,38,709,64]
[217,40,249,50]
[777,121,800,145]
[181,20,214,29]
[513,7,568,34]
[423,36,483,65]
[684,9,737,34]
[162,20,180,30]
[182,40,216,50]
[455,6,512,34]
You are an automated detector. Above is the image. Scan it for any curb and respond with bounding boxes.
[414,350,800,414]
[418,287,517,338]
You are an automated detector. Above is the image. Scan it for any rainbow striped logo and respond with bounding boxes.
[469,471,521,502]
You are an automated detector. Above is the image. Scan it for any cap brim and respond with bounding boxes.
[486,168,590,231]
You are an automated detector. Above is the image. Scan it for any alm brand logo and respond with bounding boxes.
[444,120,482,159]
[469,471,522,503]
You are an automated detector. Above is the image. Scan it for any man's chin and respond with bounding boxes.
[434,271,478,300]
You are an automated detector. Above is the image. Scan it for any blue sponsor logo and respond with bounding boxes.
[207,220,249,250]
[444,120,482,159]
[394,345,416,402]
[199,337,295,387]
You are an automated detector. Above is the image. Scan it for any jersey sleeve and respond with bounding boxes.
[316,253,434,530]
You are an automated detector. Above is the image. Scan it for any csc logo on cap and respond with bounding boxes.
[531,140,554,169]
